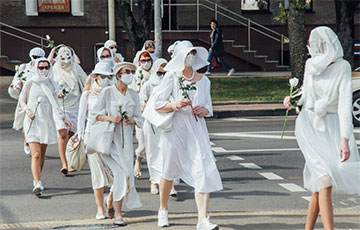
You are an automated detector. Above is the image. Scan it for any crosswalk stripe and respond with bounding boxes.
[278,183,306,192]
[259,172,284,180]
[226,155,244,161]
[302,196,311,201]
[239,163,262,169]
[212,147,227,153]
[210,142,215,146]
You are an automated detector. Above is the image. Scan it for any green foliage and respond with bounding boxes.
[274,0,309,24]
[179,77,197,99]
[120,0,129,6]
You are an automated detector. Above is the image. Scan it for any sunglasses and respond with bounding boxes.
[156,71,166,77]
[100,55,111,59]
[38,66,50,70]
[123,69,136,74]
[188,49,197,55]
[140,59,151,64]
[109,45,117,49]
[99,74,113,79]
[32,55,42,59]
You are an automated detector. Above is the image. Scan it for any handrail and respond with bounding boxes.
[0,22,47,48]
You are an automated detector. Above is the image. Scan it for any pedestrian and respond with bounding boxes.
[97,47,114,63]
[77,61,114,220]
[19,57,72,197]
[283,26,360,230]
[104,39,125,63]
[133,40,157,65]
[52,46,87,175]
[130,50,153,179]
[151,40,223,229]
[204,20,235,76]
[92,62,143,226]
[9,47,45,155]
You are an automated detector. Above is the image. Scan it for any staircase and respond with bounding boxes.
[0,55,22,73]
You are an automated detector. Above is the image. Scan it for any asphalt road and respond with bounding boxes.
[0,116,359,229]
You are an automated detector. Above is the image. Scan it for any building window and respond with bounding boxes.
[241,0,270,11]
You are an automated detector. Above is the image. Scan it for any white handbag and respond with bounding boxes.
[86,121,115,155]
[142,94,175,131]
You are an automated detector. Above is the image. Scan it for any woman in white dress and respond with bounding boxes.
[130,51,153,179]
[283,26,360,230]
[151,41,222,230]
[19,58,72,197]
[52,46,87,175]
[77,61,114,220]
[9,47,45,155]
[92,62,143,226]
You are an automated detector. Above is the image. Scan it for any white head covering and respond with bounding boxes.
[90,60,114,78]
[29,47,45,61]
[31,57,53,84]
[307,26,344,76]
[149,58,168,86]
[164,40,208,72]
[104,39,117,48]
[133,40,157,66]
[167,40,181,58]
[97,47,113,62]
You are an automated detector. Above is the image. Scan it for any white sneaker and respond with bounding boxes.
[33,180,45,191]
[157,209,169,227]
[204,71,212,76]
[197,217,219,230]
[227,68,235,76]
[24,146,30,155]
[33,183,42,197]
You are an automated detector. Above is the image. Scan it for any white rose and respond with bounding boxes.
[176,71,182,78]
[37,97,44,104]
[118,100,123,107]
[289,77,299,87]
[46,35,51,40]
[15,65,19,72]
[58,80,65,88]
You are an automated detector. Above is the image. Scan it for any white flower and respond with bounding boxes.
[118,101,123,107]
[15,65,19,72]
[58,80,65,88]
[46,35,51,40]
[37,97,44,104]
[175,71,182,78]
[289,77,299,87]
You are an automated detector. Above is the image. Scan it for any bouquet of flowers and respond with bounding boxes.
[118,102,128,148]
[27,97,44,135]
[281,77,301,139]
[178,74,198,121]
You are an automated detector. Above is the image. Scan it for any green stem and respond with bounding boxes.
[280,109,289,139]
[151,124,155,134]
[26,103,40,135]
[121,121,124,148]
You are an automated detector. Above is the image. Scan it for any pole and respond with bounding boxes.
[108,0,116,41]
[154,0,162,58]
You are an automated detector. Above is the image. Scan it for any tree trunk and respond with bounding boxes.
[335,0,359,70]
[287,0,307,86]
[116,0,152,56]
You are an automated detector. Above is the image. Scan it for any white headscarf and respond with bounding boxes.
[97,47,114,62]
[133,40,157,66]
[29,47,45,62]
[167,40,181,58]
[164,40,209,72]
[149,58,168,86]
[307,26,344,76]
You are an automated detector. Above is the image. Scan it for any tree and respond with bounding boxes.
[115,0,152,56]
[335,0,359,69]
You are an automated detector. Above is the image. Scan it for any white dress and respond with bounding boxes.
[77,90,113,190]
[52,62,87,133]
[19,80,58,145]
[152,73,223,193]
[140,81,163,184]
[129,68,151,158]
[92,85,143,208]
[295,60,360,194]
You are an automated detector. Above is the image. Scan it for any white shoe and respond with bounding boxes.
[32,183,42,197]
[157,209,169,227]
[24,146,30,155]
[33,180,45,191]
[95,215,106,220]
[204,71,211,76]
[197,217,219,230]
[227,68,235,76]
[113,217,127,226]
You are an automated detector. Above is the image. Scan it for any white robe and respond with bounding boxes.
[92,85,143,208]
[151,73,223,193]
[295,59,360,194]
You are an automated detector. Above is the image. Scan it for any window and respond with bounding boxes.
[241,0,270,11]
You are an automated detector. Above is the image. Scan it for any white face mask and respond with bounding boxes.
[110,48,117,55]
[60,54,72,67]
[184,54,196,67]
[97,78,112,87]
[92,81,104,93]
[120,73,133,85]
[141,62,151,70]
[38,69,49,78]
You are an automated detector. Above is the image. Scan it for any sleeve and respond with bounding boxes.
[152,72,175,109]
[204,78,213,117]
[132,93,144,128]
[297,60,311,106]
[91,87,110,123]
[8,64,26,100]
[139,82,150,107]
[337,63,353,139]
[211,28,221,50]
[18,80,32,111]
[77,91,89,138]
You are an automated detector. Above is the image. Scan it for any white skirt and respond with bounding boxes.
[24,113,58,145]
[54,107,78,133]
[87,153,113,190]
[295,110,360,194]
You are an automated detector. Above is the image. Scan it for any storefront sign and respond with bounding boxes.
[38,0,70,13]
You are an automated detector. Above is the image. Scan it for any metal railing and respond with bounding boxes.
[158,0,288,66]
[0,22,48,49]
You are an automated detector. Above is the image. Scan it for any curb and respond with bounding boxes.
[212,108,296,119]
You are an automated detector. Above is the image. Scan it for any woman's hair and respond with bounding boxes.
[139,51,151,59]
[210,19,218,26]
[38,60,50,67]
